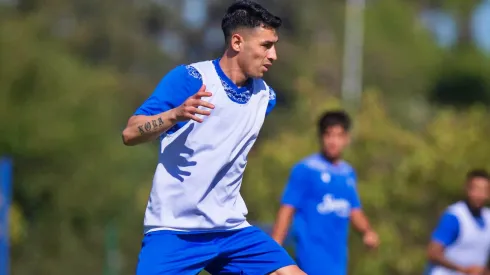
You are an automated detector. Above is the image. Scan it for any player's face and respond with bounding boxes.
[466,177,490,208]
[321,125,350,160]
[236,26,278,78]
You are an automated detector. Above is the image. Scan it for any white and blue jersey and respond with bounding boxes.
[425,201,490,275]
[134,59,294,275]
[281,153,361,275]
[135,59,276,233]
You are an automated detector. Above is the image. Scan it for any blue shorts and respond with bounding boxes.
[136,226,296,275]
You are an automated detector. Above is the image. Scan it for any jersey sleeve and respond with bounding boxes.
[431,212,459,247]
[347,172,361,210]
[134,65,203,116]
[265,87,276,116]
[281,164,309,208]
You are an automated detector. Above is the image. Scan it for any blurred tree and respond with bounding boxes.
[414,0,490,107]
[421,0,479,49]
[429,59,490,107]
[0,16,154,275]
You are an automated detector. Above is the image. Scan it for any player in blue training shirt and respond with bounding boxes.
[271,110,379,275]
[122,1,306,274]
[425,169,490,275]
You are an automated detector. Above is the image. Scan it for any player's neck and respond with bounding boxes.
[219,53,248,87]
[320,152,341,165]
[464,199,482,217]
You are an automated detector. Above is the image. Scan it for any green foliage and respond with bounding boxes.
[0,17,152,275]
[429,49,490,107]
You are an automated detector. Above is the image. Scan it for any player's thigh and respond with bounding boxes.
[136,231,218,275]
[206,226,298,275]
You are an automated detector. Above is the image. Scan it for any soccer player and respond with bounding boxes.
[425,169,490,275]
[122,1,306,274]
[271,110,379,275]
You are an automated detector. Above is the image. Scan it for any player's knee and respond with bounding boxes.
[269,265,307,275]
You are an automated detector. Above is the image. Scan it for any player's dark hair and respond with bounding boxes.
[221,0,282,44]
[318,110,352,135]
[466,169,490,181]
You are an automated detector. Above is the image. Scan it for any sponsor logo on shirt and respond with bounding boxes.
[317,194,351,217]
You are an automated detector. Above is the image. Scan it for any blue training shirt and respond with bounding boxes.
[281,153,361,275]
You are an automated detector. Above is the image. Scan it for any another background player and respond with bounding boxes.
[271,110,379,275]
[122,1,305,274]
[425,169,490,275]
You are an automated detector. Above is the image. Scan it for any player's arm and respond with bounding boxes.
[427,242,467,273]
[351,209,373,234]
[122,65,213,146]
[122,86,212,146]
[271,164,307,245]
[271,205,295,245]
[122,112,177,146]
[426,212,467,273]
[351,209,379,249]
[348,177,379,248]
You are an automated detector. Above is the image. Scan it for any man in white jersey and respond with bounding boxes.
[122,1,305,274]
[425,169,490,275]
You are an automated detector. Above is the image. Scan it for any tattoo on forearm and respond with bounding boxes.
[137,117,165,135]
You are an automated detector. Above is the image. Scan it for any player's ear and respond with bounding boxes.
[230,33,244,52]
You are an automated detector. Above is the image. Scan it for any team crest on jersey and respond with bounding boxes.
[269,88,276,101]
[185,65,202,79]
[321,172,331,183]
[317,194,351,217]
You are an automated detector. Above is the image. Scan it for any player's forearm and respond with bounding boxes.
[427,244,464,272]
[429,254,464,272]
[351,209,372,234]
[271,205,295,245]
[122,110,177,146]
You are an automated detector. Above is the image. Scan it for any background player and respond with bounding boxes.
[271,110,379,275]
[122,1,305,274]
[425,169,490,275]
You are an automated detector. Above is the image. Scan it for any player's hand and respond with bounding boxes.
[460,266,484,275]
[362,230,379,249]
[174,85,214,123]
